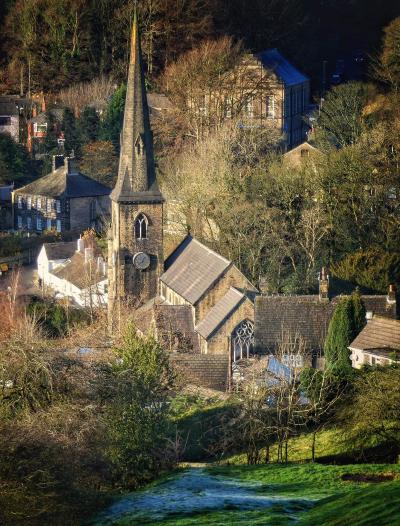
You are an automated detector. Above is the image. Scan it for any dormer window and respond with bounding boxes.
[135,213,148,240]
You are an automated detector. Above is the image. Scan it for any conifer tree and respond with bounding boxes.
[324,292,365,376]
[62,107,81,156]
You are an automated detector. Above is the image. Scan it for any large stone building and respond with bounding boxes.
[107,16,258,389]
[13,155,110,233]
[185,48,310,150]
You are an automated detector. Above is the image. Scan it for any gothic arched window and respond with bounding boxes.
[135,213,148,240]
[232,319,254,362]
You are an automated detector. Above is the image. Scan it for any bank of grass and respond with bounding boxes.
[209,462,400,497]
[104,463,400,526]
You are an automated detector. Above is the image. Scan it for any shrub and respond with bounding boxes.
[331,249,400,293]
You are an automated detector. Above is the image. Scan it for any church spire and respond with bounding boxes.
[110,10,162,202]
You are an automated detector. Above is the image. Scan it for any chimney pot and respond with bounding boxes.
[387,283,397,304]
[319,267,330,301]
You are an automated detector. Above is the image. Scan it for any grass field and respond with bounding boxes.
[96,463,400,526]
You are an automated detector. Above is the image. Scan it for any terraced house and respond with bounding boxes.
[13,155,110,233]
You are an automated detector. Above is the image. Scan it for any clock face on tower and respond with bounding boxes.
[132,251,151,270]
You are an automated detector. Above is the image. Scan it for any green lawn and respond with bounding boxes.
[96,463,400,526]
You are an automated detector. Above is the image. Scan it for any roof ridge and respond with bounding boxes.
[191,238,231,265]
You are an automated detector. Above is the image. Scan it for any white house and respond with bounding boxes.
[38,239,108,308]
[349,315,400,369]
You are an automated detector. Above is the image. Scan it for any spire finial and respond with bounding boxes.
[130,6,138,65]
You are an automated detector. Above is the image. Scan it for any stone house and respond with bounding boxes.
[349,315,400,369]
[189,48,310,149]
[38,238,108,307]
[254,272,397,367]
[283,141,321,169]
[13,155,110,234]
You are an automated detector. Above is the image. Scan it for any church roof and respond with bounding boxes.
[111,11,163,203]
[256,49,309,87]
[161,236,231,305]
[195,287,247,340]
[14,158,110,199]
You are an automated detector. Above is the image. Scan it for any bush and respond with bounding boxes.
[331,249,400,293]
[27,300,89,337]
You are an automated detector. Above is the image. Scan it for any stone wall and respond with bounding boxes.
[204,297,255,356]
[195,265,256,324]
[170,353,229,391]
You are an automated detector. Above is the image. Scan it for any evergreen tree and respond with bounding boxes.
[0,133,32,185]
[107,326,174,489]
[62,107,81,156]
[78,106,100,144]
[100,83,126,153]
[324,292,365,376]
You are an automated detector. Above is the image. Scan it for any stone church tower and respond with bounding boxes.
[108,13,164,328]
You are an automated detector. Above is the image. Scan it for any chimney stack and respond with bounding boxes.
[32,105,37,118]
[41,96,46,113]
[387,283,397,305]
[319,267,329,301]
[77,238,85,253]
[52,154,64,172]
[64,156,79,175]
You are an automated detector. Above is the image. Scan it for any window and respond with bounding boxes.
[266,96,275,119]
[27,196,32,210]
[135,213,148,240]
[300,148,310,158]
[37,217,42,231]
[37,197,41,210]
[246,97,254,118]
[34,123,47,133]
[17,195,23,209]
[46,218,52,230]
[46,199,52,212]
[27,217,32,230]
[17,215,22,229]
[56,200,61,213]
[224,96,233,119]
[0,116,11,126]
[56,219,61,232]
[232,320,254,362]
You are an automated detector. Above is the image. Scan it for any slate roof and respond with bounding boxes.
[255,294,396,353]
[256,48,309,87]
[195,287,247,339]
[0,102,19,116]
[29,108,64,124]
[51,251,106,290]
[134,299,200,353]
[349,316,400,352]
[14,161,110,199]
[161,236,231,305]
[43,241,76,261]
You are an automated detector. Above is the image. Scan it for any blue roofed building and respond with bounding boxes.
[254,49,310,149]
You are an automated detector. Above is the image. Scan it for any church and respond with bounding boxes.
[107,15,257,389]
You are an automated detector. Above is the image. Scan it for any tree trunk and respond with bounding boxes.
[311,430,317,462]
